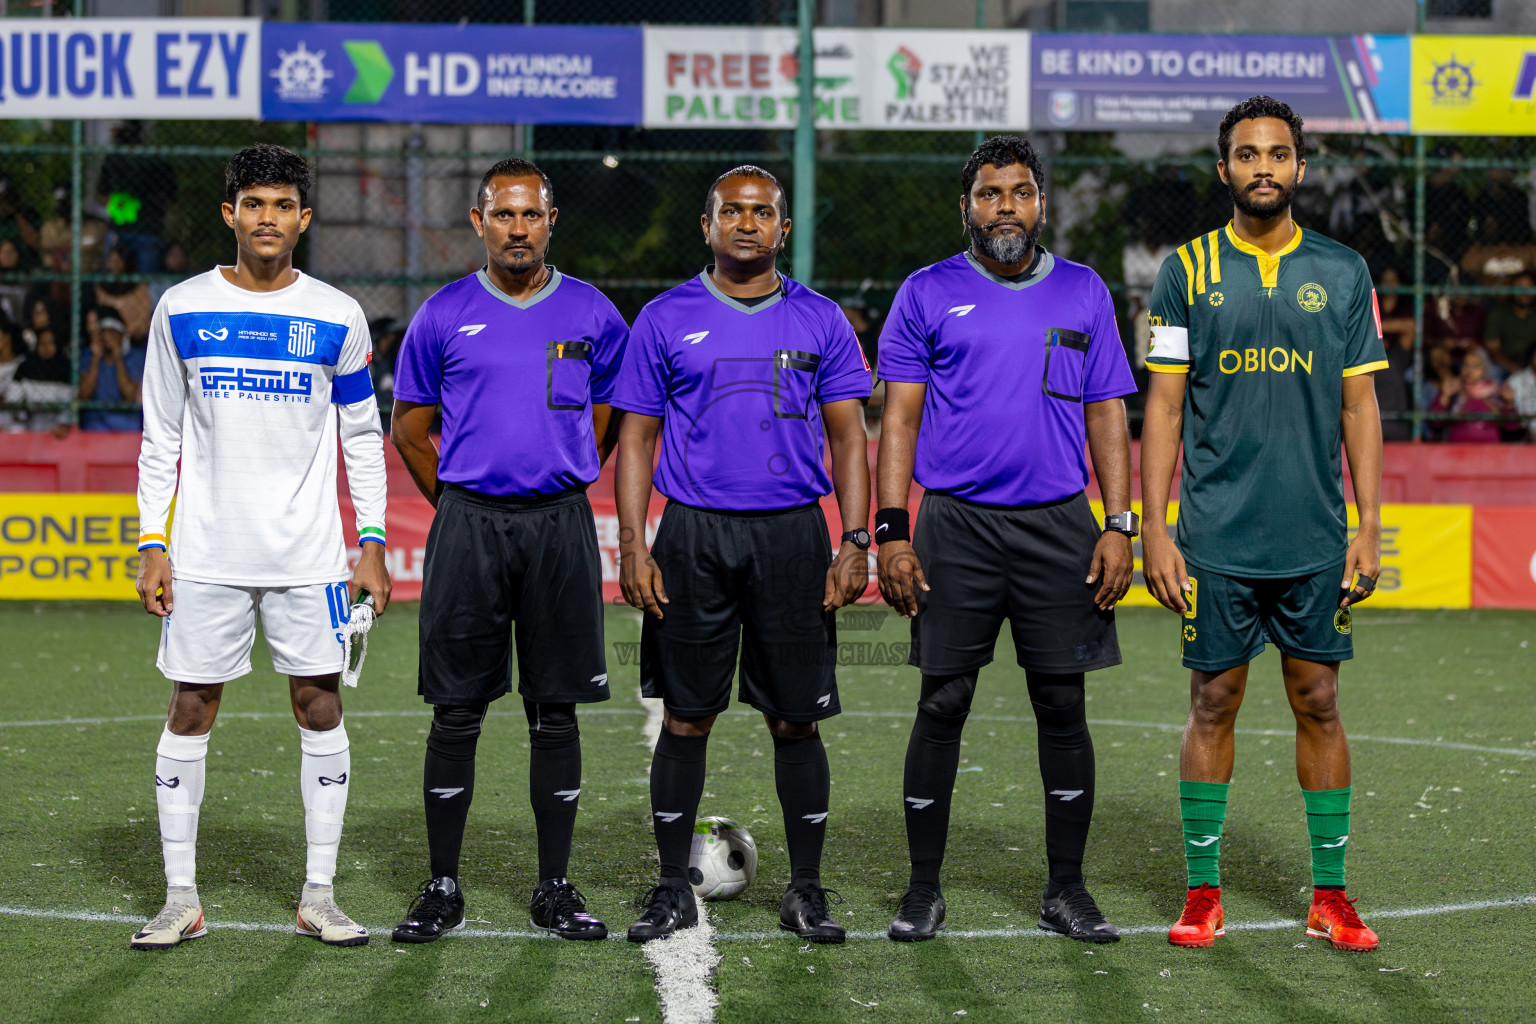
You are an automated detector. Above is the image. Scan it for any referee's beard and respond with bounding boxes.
[967,212,1042,268]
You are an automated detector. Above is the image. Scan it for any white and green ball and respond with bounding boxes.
[687,816,758,901]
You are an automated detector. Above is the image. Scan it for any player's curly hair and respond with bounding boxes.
[478,157,554,209]
[224,144,313,208]
[961,136,1046,201]
[1218,95,1307,163]
[704,165,787,222]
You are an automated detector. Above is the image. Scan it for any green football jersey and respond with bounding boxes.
[1146,223,1387,578]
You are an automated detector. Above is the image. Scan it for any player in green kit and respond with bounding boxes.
[1140,96,1387,952]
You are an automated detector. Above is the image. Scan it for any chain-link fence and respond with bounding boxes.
[3,0,1535,441]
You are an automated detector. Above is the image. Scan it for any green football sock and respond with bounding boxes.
[1179,779,1229,888]
[1302,787,1351,888]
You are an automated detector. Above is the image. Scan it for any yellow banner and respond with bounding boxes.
[1094,501,1471,610]
[1411,36,1536,135]
[0,494,144,600]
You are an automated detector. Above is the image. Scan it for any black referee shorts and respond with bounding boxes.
[909,490,1121,676]
[640,501,839,723]
[417,484,609,707]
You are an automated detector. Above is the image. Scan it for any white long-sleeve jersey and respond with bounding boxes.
[136,268,387,587]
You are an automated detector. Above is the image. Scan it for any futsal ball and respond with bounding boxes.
[688,816,757,901]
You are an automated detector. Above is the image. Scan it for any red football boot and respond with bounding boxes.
[1168,883,1224,948]
[1307,888,1379,951]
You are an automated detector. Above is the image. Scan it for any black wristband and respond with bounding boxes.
[874,507,910,544]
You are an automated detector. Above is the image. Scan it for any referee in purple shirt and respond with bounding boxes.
[612,166,872,943]
[387,159,627,943]
[876,137,1138,943]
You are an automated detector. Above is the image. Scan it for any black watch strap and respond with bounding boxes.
[842,528,872,551]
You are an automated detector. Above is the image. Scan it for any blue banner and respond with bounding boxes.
[262,23,643,124]
[1032,34,1410,134]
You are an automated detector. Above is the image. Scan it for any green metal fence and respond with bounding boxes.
[3,2,1535,441]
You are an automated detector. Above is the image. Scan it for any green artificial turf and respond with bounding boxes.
[1,602,1532,1024]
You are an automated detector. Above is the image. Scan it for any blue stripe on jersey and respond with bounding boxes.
[331,367,375,405]
[169,311,348,366]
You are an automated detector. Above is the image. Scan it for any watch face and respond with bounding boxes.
[848,529,871,548]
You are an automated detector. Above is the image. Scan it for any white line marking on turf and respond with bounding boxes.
[635,693,720,1024]
[6,709,1531,759]
[5,894,1533,942]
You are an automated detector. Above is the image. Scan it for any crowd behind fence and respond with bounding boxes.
[2,81,1535,442]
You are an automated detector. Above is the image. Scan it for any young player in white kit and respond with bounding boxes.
[130,145,391,949]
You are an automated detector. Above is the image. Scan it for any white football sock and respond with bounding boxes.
[299,720,350,886]
[155,727,208,889]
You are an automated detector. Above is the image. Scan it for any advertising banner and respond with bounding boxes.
[0,18,260,119]
[262,23,642,124]
[0,494,144,600]
[642,27,1029,131]
[1471,506,1536,610]
[1411,35,1536,136]
[1032,33,1410,134]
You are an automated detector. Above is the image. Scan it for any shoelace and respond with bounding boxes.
[1055,886,1106,924]
[797,885,842,920]
[897,886,940,919]
[546,882,592,919]
[1178,884,1221,924]
[143,900,196,931]
[1318,891,1365,928]
[639,884,683,920]
[408,880,456,921]
[302,895,359,928]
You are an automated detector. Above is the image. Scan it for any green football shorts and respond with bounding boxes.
[1178,561,1355,672]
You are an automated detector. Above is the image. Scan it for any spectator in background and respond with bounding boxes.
[0,238,29,324]
[1428,288,1486,356]
[78,311,143,431]
[95,245,153,341]
[1471,168,1532,246]
[149,242,191,310]
[1425,145,1471,278]
[0,174,41,266]
[0,313,23,430]
[1430,347,1512,444]
[368,316,403,427]
[1374,267,1417,441]
[1484,271,1536,378]
[1503,344,1536,442]
[95,121,177,274]
[12,301,73,437]
[38,180,109,274]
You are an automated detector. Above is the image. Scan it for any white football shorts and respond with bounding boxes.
[157,578,353,684]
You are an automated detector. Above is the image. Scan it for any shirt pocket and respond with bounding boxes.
[547,339,593,411]
[773,349,822,419]
[1042,327,1090,402]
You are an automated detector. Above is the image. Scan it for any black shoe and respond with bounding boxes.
[888,884,946,942]
[530,878,608,941]
[391,877,466,943]
[1038,884,1120,943]
[626,883,698,942]
[780,884,846,944]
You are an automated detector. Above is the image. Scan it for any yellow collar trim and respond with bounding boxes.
[1224,221,1303,259]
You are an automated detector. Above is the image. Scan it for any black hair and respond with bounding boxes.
[1218,95,1307,163]
[961,136,1046,201]
[224,143,313,208]
[477,158,554,209]
[704,165,787,222]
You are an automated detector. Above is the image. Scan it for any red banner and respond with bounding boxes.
[1472,506,1536,610]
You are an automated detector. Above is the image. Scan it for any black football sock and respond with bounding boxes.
[1028,672,1095,890]
[650,728,709,888]
[772,730,831,887]
[423,704,486,883]
[903,671,977,889]
[526,700,582,882]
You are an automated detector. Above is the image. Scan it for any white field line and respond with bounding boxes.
[5,894,1533,942]
[5,708,1532,760]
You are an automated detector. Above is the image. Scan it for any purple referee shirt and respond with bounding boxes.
[612,269,872,511]
[393,267,629,497]
[878,249,1136,506]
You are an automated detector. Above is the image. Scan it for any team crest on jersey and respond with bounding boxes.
[288,320,317,357]
[1183,624,1197,642]
[1297,283,1328,313]
[1334,608,1352,635]
[1208,291,1223,307]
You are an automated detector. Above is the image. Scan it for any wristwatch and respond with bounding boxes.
[1103,511,1140,537]
[841,528,872,550]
